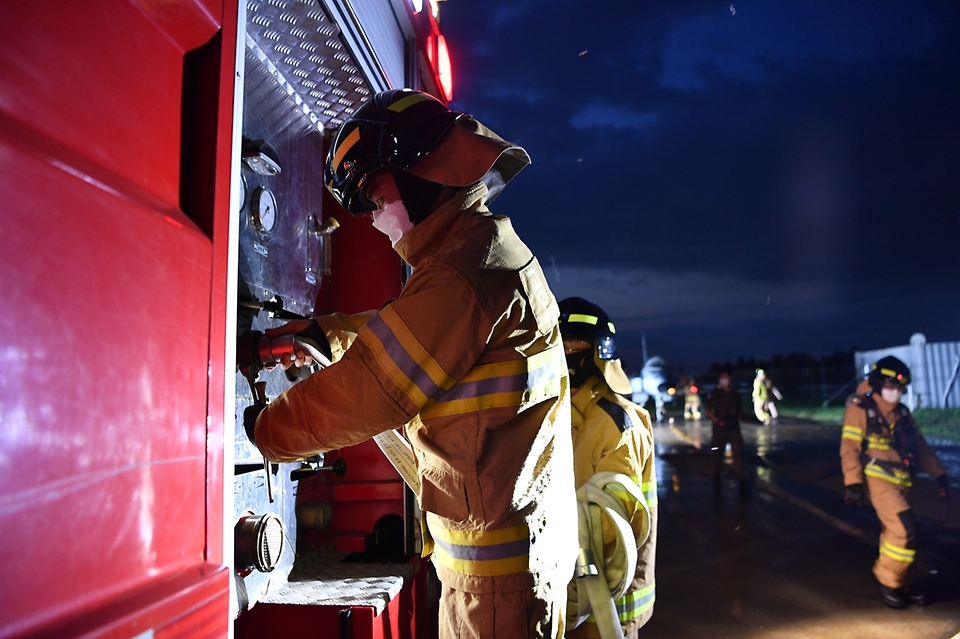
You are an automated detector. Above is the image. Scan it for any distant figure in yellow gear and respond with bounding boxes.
[752,368,781,425]
[683,379,702,420]
[840,356,949,609]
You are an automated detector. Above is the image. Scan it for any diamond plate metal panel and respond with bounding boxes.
[246,0,372,132]
[260,551,413,614]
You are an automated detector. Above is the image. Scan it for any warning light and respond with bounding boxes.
[690,385,698,393]
[667,387,676,396]
[437,34,453,101]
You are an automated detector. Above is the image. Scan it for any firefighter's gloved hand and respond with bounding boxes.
[936,475,950,501]
[265,320,331,370]
[844,483,864,507]
[244,403,267,446]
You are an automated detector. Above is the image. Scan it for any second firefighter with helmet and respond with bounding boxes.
[840,355,949,608]
[559,297,657,639]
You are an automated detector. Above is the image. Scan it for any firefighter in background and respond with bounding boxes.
[246,90,578,638]
[704,370,747,496]
[683,378,702,420]
[841,356,950,608]
[752,368,782,425]
[559,298,656,639]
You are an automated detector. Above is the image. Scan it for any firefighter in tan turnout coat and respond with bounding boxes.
[246,90,578,638]
[840,356,950,608]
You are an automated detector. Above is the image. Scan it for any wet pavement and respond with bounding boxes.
[642,417,960,639]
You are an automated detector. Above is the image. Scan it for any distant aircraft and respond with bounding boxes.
[630,356,679,423]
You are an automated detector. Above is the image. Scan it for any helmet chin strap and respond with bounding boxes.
[390,167,445,225]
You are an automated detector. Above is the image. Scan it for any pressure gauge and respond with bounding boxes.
[238,173,248,212]
[251,186,278,235]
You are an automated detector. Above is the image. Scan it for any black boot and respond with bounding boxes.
[879,583,908,609]
[901,587,930,606]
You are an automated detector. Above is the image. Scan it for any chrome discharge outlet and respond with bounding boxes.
[235,512,285,573]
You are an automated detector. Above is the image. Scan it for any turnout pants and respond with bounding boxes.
[753,400,770,424]
[867,477,916,589]
[438,584,566,639]
[712,425,744,479]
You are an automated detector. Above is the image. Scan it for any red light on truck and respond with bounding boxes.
[437,34,453,101]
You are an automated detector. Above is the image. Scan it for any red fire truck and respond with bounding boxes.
[1,1,454,636]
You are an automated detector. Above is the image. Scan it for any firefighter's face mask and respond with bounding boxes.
[564,341,596,390]
[370,200,413,246]
[881,383,904,404]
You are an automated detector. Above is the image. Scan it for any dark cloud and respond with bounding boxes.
[443,1,960,370]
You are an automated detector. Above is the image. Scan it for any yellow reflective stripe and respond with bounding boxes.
[422,348,562,418]
[880,541,915,563]
[866,435,892,451]
[608,322,616,334]
[567,313,598,325]
[426,514,530,577]
[331,127,360,171]
[432,551,528,577]
[428,519,529,547]
[842,425,863,442]
[864,463,912,487]
[360,306,456,409]
[387,92,433,112]
[586,582,656,624]
[641,480,657,505]
[879,367,898,378]
[379,306,454,392]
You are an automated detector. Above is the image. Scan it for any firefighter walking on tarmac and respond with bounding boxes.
[244,89,578,638]
[558,298,657,639]
[841,356,950,608]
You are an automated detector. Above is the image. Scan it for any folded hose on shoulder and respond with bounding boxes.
[568,472,651,639]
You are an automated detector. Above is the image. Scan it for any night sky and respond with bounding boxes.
[441,1,960,374]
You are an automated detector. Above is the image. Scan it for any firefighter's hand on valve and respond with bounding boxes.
[844,483,864,507]
[265,320,319,369]
[936,475,950,501]
[244,403,267,446]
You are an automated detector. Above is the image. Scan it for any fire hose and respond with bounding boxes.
[568,472,651,639]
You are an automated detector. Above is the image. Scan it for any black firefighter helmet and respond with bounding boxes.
[324,89,530,216]
[868,355,911,389]
[559,297,618,360]
[559,297,632,394]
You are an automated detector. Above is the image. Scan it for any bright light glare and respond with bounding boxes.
[411,0,423,13]
[437,34,453,100]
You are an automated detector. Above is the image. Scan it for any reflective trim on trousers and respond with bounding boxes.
[880,541,916,563]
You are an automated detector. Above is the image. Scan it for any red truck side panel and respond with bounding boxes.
[0,1,236,636]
